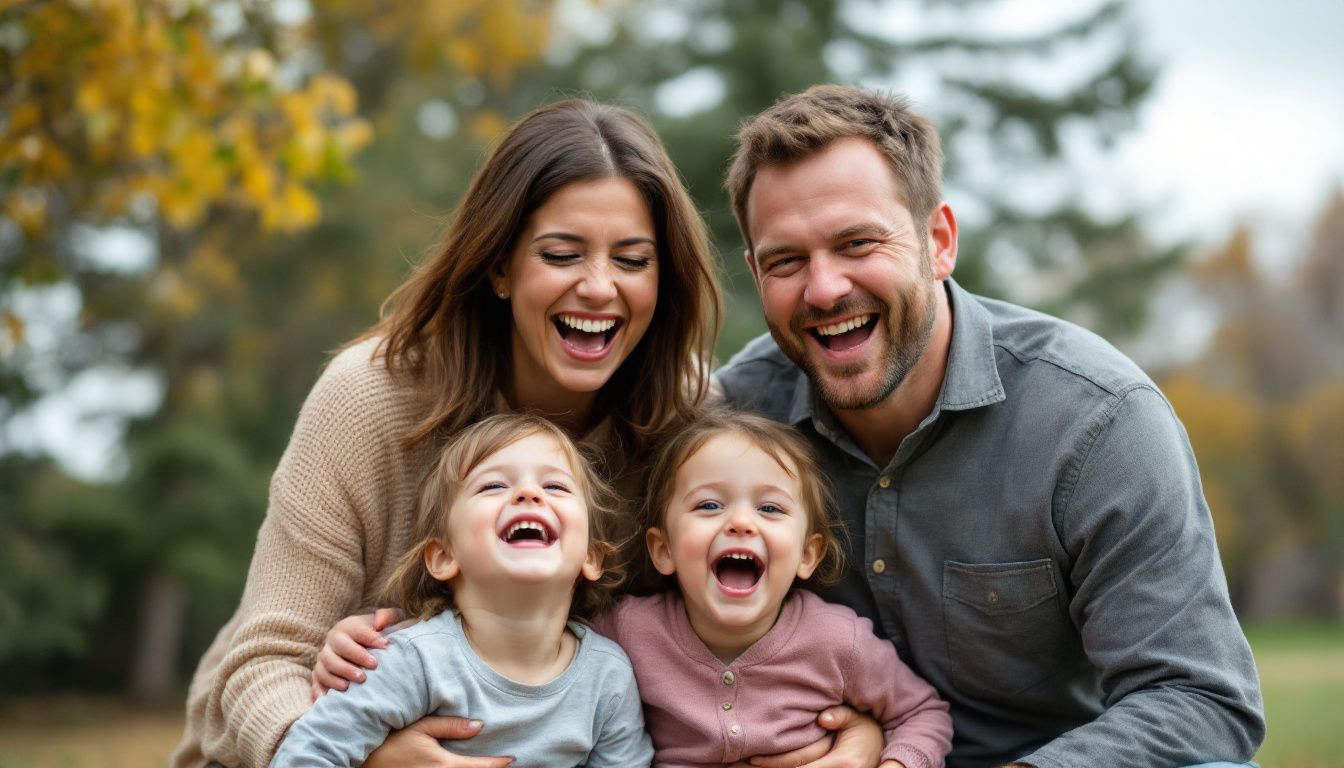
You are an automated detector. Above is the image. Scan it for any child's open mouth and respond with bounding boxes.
[809,313,876,352]
[498,517,556,548]
[553,313,620,355]
[713,551,764,595]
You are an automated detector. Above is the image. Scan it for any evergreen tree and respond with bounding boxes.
[504,0,1169,352]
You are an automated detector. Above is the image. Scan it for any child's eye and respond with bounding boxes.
[543,482,570,493]
[478,481,506,492]
[759,503,786,515]
[693,500,723,512]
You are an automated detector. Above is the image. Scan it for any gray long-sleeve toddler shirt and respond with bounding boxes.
[269,611,652,767]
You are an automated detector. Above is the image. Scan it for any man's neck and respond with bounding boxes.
[832,284,953,468]
[453,582,577,685]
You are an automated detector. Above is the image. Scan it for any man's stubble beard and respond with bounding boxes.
[768,247,938,412]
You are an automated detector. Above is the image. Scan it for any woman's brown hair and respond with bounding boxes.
[358,99,722,463]
[379,413,626,623]
[633,409,846,592]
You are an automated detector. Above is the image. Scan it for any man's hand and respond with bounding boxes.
[737,705,884,768]
[364,716,512,768]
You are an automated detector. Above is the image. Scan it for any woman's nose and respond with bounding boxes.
[575,261,619,304]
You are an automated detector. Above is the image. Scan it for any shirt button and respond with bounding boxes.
[722,702,732,711]
[729,724,741,736]
[722,671,735,685]
[872,559,887,574]
[987,590,1000,605]
[878,475,892,489]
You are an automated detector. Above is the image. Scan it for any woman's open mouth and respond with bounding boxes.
[553,313,621,359]
[713,551,764,596]
[809,313,877,352]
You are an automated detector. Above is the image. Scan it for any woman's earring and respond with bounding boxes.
[496,288,509,299]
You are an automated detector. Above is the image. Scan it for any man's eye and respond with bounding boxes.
[765,256,801,273]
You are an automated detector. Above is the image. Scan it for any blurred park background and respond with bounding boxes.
[1,0,1341,765]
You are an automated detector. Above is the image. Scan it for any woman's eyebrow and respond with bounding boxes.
[529,233,655,248]
[531,232,584,244]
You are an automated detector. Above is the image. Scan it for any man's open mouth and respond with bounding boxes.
[499,517,556,547]
[809,313,876,351]
[713,551,764,592]
[554,313,620,354]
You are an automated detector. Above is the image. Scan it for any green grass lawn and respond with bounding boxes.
[1246,623,1344,768]
[0,623,1339,767]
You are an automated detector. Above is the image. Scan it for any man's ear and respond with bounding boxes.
[424,539,459,583]
[927,202,958,280]
[796,532,825,581]
[743,248,761,283]
[581,545,603,583]
[646,527,677,576]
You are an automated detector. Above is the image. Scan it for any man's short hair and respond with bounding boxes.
[726,84,944,250]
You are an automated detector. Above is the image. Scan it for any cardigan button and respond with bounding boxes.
[730,724,741,736]
[723,702,732,711]
[722,671,735,685]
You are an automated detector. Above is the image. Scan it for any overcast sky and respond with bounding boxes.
[1118,0,1344,244]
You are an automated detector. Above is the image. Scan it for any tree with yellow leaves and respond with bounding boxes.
[0,0,557,704]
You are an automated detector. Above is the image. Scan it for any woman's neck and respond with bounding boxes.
[505,377,596,436]
[453,583,578,685]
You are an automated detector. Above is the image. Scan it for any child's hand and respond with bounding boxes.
[743,704,883,767]
[310,607,407,701]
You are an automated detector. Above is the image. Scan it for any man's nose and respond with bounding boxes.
[801,252,852,309]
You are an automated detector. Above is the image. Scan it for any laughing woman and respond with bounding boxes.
[170,100,721,768]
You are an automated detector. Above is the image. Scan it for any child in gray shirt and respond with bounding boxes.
[270,414,653,767]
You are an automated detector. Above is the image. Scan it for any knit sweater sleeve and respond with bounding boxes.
[839,612,953,768]
[197,343,417,768]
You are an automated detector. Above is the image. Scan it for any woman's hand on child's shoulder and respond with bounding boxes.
[310,607,407,701]
[735,705,884,768]
[364,716,512,768]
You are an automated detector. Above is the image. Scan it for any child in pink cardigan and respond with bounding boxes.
[315,411,951,767]
[587,410,951,768]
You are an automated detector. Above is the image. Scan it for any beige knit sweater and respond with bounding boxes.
[171,338,443,768]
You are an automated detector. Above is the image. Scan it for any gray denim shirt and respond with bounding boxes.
[714,280,1264,768]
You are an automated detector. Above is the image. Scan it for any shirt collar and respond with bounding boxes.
[782,277,1005,430]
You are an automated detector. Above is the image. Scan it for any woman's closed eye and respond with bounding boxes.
[539,250,581,264]
[614,254,654,270]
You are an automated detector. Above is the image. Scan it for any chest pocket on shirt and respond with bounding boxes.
[942,559,1071,698]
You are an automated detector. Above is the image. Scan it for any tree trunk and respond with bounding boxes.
[128,572,186,706]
